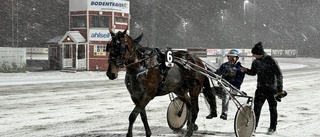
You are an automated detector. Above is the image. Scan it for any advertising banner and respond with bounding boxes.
[271,49,284,57]
[284,49,297,57]
[94,45,107,56]
[88,0,130,13]
[206,49,222,56]
[70,0,129,13]
[272,49,297,58]
[89,29,111,41]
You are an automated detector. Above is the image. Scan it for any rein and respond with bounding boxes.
[125,53,157,67]
[124,42,159,68]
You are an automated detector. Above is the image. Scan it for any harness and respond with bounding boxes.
[109,33,171,95]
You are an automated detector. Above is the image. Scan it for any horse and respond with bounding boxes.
[106,27,208,137]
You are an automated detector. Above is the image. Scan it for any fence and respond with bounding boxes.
[0,47,26,72]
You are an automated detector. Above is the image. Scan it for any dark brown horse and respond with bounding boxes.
[106,28,207,137]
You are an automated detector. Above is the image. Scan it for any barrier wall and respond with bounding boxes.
[0,47,26,72]
[188,48,298,66]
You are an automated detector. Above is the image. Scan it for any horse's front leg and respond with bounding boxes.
[127,100,152,137]
[140,108,151,137]
[127,106,140,137]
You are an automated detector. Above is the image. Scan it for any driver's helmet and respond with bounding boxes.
[227,49,239,57]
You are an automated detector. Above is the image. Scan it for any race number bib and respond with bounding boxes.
[165,48,174,67]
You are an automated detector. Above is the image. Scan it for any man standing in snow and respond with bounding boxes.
[241,42,284,135]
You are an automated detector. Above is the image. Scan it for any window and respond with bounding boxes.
[115,17,128,24]
[92,16,109,28]
[64,45,72,59]
[71,16,86,28]
[78,45,85,59]
[50,47,57,57]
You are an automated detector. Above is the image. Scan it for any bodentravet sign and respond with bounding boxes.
[88,0,129,13]
[70,0,129,13]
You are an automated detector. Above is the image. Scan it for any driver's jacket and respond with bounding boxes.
[216,61,245,89]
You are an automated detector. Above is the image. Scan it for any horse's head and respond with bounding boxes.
[106,27,143,80]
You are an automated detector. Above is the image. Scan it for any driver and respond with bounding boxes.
[204,49,246,120]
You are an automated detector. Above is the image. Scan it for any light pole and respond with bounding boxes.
[253,0,256,44]
[244,0,256,46]
[220,10,225,26]
[243,0,250,48]
[182,19,188,46]
[244,0,249,24]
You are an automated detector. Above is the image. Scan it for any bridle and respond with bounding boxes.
[107,34,127,68]
[108,32,153,69]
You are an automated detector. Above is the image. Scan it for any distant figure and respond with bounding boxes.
[241,42,285,135]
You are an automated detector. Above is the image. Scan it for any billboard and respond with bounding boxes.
[70,0,129,13]
[207,49,222,56]
[88,0,129,13]
[89,29,111,41]
[272,49,297,58]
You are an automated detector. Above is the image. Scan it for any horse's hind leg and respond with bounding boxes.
[186,97,199,137]
[179,94,199,137]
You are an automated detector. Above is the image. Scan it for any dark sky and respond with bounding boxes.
[1,0,319,57]
[130,0,320,57]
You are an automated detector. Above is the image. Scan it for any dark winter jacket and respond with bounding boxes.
[216,61,245,89]
[245,53,283,92]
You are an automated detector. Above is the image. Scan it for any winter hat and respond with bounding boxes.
[251,42,264,55]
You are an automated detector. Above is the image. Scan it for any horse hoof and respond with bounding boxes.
[194,124,198,131]
[185,133,192,137]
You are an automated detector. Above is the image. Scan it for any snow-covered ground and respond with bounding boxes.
[1,57,320,137]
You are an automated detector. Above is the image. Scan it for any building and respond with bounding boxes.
[47,0,130,71]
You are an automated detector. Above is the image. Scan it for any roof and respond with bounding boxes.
[58,31,87,44]
[45,35,63,44]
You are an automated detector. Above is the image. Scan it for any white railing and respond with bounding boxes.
[78,59,86,69]
[63,59,73,68]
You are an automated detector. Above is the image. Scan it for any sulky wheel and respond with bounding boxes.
[167,97,188,131]
[234,104,256,137]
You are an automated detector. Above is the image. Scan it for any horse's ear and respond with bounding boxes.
[109,28,115,37]
[134,33,143,43]
[123,26,128,34]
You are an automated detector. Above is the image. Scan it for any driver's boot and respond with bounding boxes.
[206,109,217,119]
[203,89,217,119]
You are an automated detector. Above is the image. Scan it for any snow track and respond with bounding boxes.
[1,58,320,137]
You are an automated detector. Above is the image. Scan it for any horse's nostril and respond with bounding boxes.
[107,72,116,80]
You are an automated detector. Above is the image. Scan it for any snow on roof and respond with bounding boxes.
[45,35,63,44]
[58,31,87,44]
